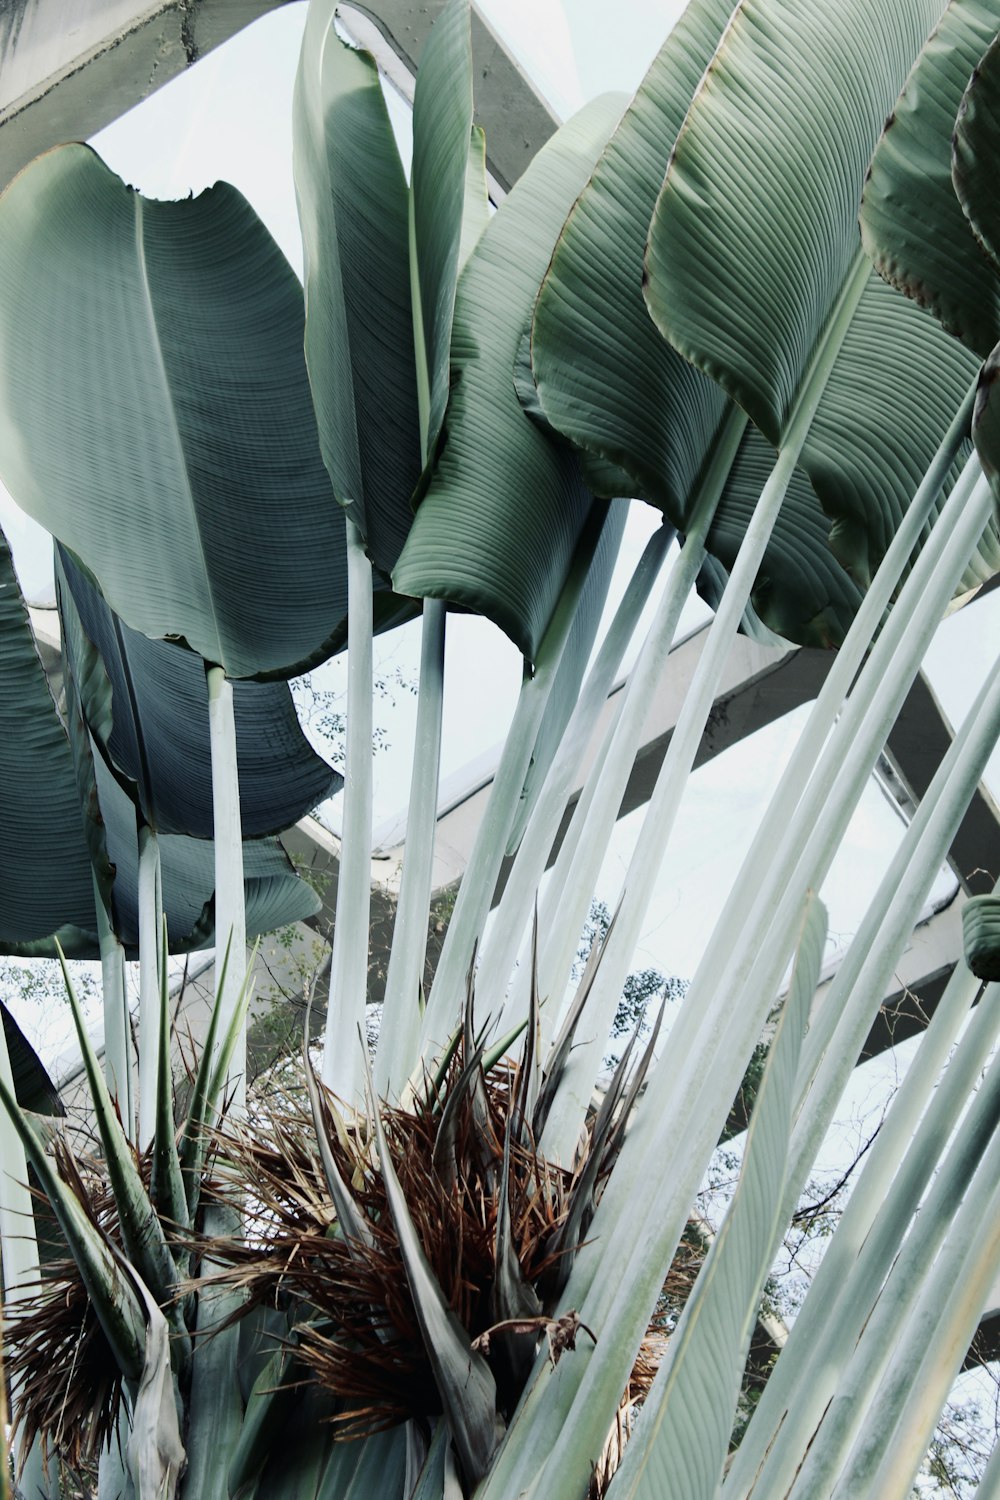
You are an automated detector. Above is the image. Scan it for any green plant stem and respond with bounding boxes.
[972,1425,1000,1499]
[584,454,988,1258]
[523,466,995,1500]
[793,1016,1000,1500]
[137,820,163,1151]
[375,597,446,1097]
[581,467,993,1330]
[530,409,744,1143]
[731,963,994,1500]
[728,681,1000,1495]
[482,520,674,1034]
[478,254,894,1500]
[790,655,1000,1181]
[206,663,247,1115]
[95,871,134,1140]
[322,518,373,1105]
[419,508,610,1058]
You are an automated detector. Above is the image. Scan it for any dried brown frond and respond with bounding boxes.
[197,1035,707,1459]
[5,1138,128,1468]
[196,1047,578,1435]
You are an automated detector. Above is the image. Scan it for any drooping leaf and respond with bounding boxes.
[0,143,350,680]
[706,427,865,646]
[0,530,97,946]
[57,547,340,839]
[410,0,476,462]
[122,1266,186,1500]
[953,39,1000,507]
[645,0,993,599]
[529,0,734,519]
[294,1,422,574]
[88,743,319,954]
[962,893,1000,980]
[860,0,1000,358]
[972,343,1000,498]
[646,0,945,444]
[393,94,626,663]
[953,30,1000,278]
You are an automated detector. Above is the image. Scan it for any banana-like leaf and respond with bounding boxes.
[860,0,1000,357]
[0,531,97,945]
[609,897,826,1499]
[953,42,1000,505]
[410,0,476,462]
[87,743,319,954]
[529,0,734,519]
[1,1003,63,1117]
[315,1424,408,1500]
[57,547,340,839]
[646,0,945,444]
[410,1421,464,1500]
[459,125,491,276]
[645,0,993,597]
[227,1347,296,1500]
[953,31,1000,276]
[973,343,1000,500]
[0,143,350,681]
[393,94,626,664]
[0,1075,147,1382]
[962,893,1000,980]
[294,0,421,574]
[706,425,865,645]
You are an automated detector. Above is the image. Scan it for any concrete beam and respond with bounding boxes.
[341,1,558,193]
[0,0,291,190]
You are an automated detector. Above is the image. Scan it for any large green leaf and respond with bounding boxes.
[293,0,421,575]
[952,38,1000,504]
[953,30,1000,279]
[90,744,319,955]
[57,547,340,840]
[410,0,475,462]
[644,0,994,597]
[0,531,97,945]
[529,0,733,521]
[393,94,626,663]
[0,143,349,680]
[860,0,1000,358]
[646,0,946,444]
[704,427,865,646]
